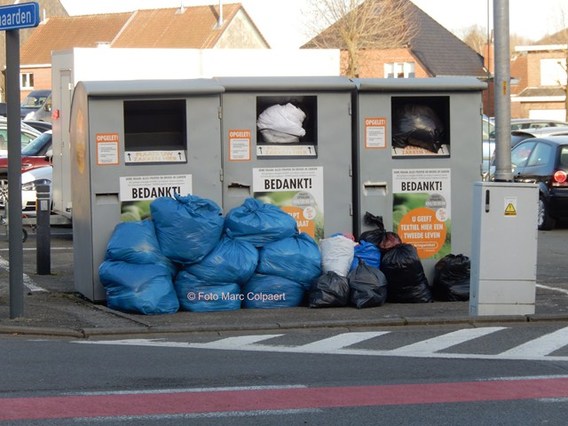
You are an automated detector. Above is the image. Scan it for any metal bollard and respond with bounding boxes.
[35,184,51,275]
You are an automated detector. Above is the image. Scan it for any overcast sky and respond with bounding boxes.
[59,0,568,48]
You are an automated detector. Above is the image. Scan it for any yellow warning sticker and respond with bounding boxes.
[504,197,517,216]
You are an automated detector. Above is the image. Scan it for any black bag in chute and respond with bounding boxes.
[392,104,445,153]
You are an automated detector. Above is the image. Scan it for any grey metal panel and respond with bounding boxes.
[71,80,223,301]
[75,79,225,97]
[216,76,356,92]
[355,84,484,280]
[354,77,487,93]
[220,79,355,239]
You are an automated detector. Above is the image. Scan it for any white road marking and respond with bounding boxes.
[389,327,506,355]
[296,331,389,352]
[500,326,568,357]
[536,284,568,296]
[192,334,284,349]
[0,255,48,293]
[77,327,568,362]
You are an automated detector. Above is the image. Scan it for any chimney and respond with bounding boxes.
[177,0,185,14]
[217,0,223,28]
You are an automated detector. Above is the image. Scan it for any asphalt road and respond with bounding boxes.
[1,324,568,424]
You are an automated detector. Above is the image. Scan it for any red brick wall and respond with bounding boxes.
[20,67,51,101]
[510,54,528,95]
[340,48,430,78]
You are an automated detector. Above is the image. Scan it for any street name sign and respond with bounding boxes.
[0,2,40,31]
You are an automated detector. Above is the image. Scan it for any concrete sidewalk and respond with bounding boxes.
[1,231,568,338]
[1,279,567,339]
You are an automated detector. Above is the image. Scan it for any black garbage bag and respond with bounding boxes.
[348,261,388,309]
[359,212,385,246]
[358,211,402,254]
[308,271,350,308]
[392,104,445,153]
[378,231,402,254]
[432,254,470,301]
[380,243,432,303]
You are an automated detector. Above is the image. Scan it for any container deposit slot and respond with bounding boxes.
[124,99,187,164]
[255,95,318,158]
[391,96,450,158]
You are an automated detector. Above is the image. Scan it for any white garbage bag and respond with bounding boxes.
[257,103,306,143]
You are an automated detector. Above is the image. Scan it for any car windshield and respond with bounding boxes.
[21,132,51,155]
[21,94,48,108]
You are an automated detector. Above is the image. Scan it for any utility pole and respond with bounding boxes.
[492,0,513,182]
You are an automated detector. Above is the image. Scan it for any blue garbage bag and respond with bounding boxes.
[224,198,298,247]
[150,194,224,264]
[174,271,241,312]
[350,240,381,271]
[99,260,179,315]
[185,235,258,285]
[242,274,305,309]
[104,219,176,274]
[257,232,321,289]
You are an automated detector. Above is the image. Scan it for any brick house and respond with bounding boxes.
[302,0,487,80]
[19,3,269,100]
[510,29,568,120]
[0,0,68,101]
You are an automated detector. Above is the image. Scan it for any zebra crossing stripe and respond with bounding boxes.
[192,334,284,349]
[500,326,568,357]
[296,332,389,352]
[389,327,507,355]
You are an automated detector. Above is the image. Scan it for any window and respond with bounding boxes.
[20,73,34,89]
[540,58,566,86]
[511,141,536,169]
[559,147,568,169]
[526,142,552,167]
[384,62,415,78]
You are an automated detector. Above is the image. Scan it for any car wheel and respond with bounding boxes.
[538,196,556,230]
[0,179,7,208]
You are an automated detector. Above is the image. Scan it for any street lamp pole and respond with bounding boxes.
[493,0,513,182]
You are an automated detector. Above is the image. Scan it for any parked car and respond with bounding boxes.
[0,130,52,173]
[509,136,568,230]
[510,126,568,139]
[23,119,52,133]
[25,93,52,123]
[0,131,52,208]
[21,165,52,211]
[0,116,42,157]
[20,89,51,120]
[510,118,568,132]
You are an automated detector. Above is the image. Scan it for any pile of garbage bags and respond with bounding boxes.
[99,198,470,315]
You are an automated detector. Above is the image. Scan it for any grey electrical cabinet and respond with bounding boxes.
[70,79,224,301]
[353,78,487,278]
[470,182,538,315]
[216,77,356,241]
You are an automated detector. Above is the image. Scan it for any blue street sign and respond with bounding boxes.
[0,2,40,31]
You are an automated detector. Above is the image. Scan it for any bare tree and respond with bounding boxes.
[459,25,487,56]
[304,0,417,77]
